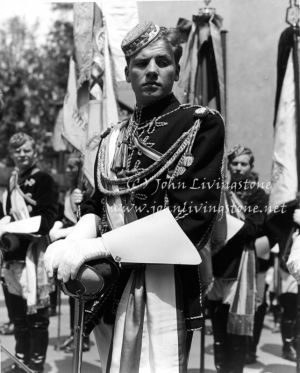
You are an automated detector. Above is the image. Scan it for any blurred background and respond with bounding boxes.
[0,0,291,191]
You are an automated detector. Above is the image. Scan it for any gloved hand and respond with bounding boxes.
[44,239,70,278]
[45,238,109,283]
[0,216,12,239]
[293,209,300,226]
[49,221,75,242]
[49,221,64,242]
[70,188,84,205]
[286,230,300,283]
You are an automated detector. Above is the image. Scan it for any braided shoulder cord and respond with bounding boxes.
[97,133,190,196]
[96,120,202,197]
[100,128,191,185]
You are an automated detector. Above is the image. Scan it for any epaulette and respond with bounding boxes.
[193,106,219,119]
[179,104,219,119]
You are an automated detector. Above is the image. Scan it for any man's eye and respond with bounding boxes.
[134,60,148,68]
[156,58,170,67]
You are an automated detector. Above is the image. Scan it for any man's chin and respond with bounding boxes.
[18,163,32,172]
[230,173,247,183]
[139,91,168,106]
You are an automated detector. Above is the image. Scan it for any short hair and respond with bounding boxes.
[157,27,183,65]
[125,26,183,66]
[8,132,36,152]
[227,145,254,166]
[66,154,82,169]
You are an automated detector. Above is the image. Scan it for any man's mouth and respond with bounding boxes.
[143,82,160,87]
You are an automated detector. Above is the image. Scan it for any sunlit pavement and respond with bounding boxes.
[0,289,296,373]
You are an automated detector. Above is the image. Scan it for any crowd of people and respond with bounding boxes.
[0,20,300,373]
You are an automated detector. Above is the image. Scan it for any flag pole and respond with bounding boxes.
[286,1,300,371]
[72,155,85,373]
[293,25,300,372]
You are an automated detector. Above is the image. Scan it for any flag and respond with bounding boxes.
[175,10,227,284]
[174,13,226,117]
[62,3,119,187]
[266,27,300,256]
[97,0,139,83]
[52,108,67,152]
[269,50,297,210]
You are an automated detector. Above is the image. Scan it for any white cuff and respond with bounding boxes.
[82,238,110,261]
[66,213,100,240]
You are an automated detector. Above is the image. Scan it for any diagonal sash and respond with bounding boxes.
[3,169,49,313]
[226,192,256,336]
[97,125,186,373]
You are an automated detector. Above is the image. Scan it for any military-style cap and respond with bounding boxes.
[121,21,160,57]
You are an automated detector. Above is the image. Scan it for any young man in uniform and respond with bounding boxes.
[208,145,268,373]
[45,22,225,372]
[1,132,58,373]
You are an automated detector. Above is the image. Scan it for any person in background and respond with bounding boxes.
[0,132,58,373]
[282,208,300,361]
[44,21,225,372]
[208,145,268,373]
[49,154,92,353]
[0,200,15,336]
[245,228,271,364]
[277,261,298,361]
[0,89,14,336]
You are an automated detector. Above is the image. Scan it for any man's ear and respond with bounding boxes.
[125,66,131,83]
[174,64,180,82]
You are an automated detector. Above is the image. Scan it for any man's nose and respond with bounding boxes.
[146,59,158,76]
[235,163,242,171]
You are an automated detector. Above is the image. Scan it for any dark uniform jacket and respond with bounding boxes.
[81,93,225,328]
[4,166,58,261]
[212,178,268,279]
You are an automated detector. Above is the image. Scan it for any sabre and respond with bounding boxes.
[72,298,85,373]
[54,286,62,351]
[57,257,119,373]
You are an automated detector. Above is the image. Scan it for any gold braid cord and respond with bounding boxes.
[96,119,201,197]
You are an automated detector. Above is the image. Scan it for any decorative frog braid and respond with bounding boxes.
[96,106,214,197]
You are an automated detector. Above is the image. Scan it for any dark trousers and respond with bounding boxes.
[209,300,247,373]
[69,296,75,332]
[9,292,49,371]
[279,292,297,358]
[2,281,14,323]
[49,284,58,313]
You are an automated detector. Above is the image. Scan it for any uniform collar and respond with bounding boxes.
[135,93,180,124]
[19,164,38,182]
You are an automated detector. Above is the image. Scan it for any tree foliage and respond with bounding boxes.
[0,7,73,167]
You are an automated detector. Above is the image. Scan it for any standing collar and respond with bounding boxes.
[18,164,38,181]
[135,93,180,124]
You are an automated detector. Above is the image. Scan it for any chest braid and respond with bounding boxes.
[96,119,201,197]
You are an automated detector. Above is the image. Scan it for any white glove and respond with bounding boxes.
[0,216,12,239]
[294,209,300,226]
[70,188,84,205]
[286,231,300,283]
[44,239,69,278]
[66,213,100,241]
[49,221,63,242]
[45,237,109,283]
[49,221,75,242]
[270,243,280,254]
